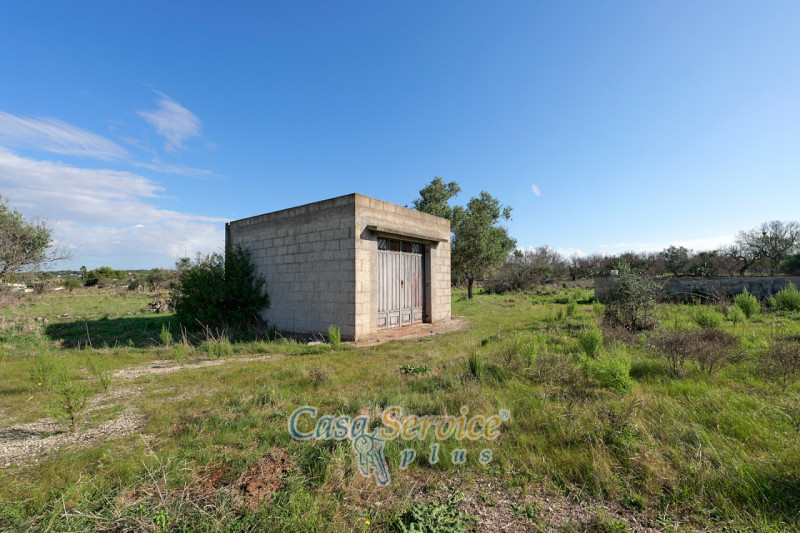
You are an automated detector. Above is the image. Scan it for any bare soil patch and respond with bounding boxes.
[197,448,296,511]
[353,317,469,346]
[1,409,144,467]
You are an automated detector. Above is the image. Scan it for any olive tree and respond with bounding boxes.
[0,195,69,282]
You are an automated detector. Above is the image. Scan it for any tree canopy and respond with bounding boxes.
[0,196,63,282]
[736,220,800,276]
[413,179,516,299]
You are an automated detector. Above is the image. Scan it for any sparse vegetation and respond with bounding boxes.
[692,305,724,328]
[733,288,760,318]
[775,282,800,312]
[1,284,799,531]
[327,324,341,348]
[578,326,603,358]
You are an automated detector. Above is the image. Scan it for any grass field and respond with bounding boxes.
[1,286,799,532]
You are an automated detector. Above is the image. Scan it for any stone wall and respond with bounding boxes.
[594,275,800,303]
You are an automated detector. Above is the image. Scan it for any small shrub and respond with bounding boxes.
[691,328,738,375]
[307,367,329,387]
[725,305,745,325]
[31,352,59,390]
[592,301,603,317]
[159,324,173,346]
[759,339,800,390]
[603,263,661,330]
[395,493,473,533]
[766,295,778,312]
[565,300,578,317]
[691,306,723,328]
[578,326,603,358]
[327,325,341,348]
[206,337,233,359]
[582,347,633,393]
[468,349,487,380]
[650,328,737,375]
[733,289,760,318]
[172,343,188,364]
[400,364,430,375]
[171,246,269,331]
[47,370,88,432]
[86,357,112,392]
[775,283,800,312]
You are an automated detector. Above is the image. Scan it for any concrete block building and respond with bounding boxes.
[225,193,451,341]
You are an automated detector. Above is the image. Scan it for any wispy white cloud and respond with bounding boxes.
[0,111,129,160]
[0,149,224,265]
[137,92,202,152]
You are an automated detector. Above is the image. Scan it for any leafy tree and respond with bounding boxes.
[452,192,516,299]
[172,246,269,330]
[781,253,800,275]
[736,220,800,276]
[84,266,126,287]
[722,245,759,276]
[687,250,721,277]
[603,262,661,330]
[659,245,690,276]
[146,268,171,291]
[63,278,82,292]
[175,256,192,274]
[0,195,67,281]
[412,177,461,221]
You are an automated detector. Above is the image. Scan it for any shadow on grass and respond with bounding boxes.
[44,316,173,349]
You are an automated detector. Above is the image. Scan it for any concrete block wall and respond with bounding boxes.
[227,193,451,341]
[226,195,357,339]
[354,194,451,339]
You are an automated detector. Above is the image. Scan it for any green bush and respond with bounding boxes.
[395,493,473,533]
[775,283,800,312]
[733,289,759,317]
[47,369,89,432]
[565,300,578,317]
[726,305,745,325]
[327,325,341,348]
[159,324,173,346]
[171,246,269,331]
[733,289,760,318]
[582,347,633,393]
[578,326,603,358]
[603,263,661,330]
[692,306,723,328]
[205,337,233,359]
[84,266,126,287]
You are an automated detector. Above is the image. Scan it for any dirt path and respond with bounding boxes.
[113,353,275,380]
[1,354,277,467]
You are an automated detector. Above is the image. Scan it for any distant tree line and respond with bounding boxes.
[482,220,800,293]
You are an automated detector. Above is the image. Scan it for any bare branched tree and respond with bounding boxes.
[735,220,800,276]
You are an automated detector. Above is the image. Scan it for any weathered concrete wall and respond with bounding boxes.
[227,195,357,339]
[227,193,451,341]
[354,194,451,338]
[595,275,800,303]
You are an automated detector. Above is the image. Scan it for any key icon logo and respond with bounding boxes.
[353,433,391,486]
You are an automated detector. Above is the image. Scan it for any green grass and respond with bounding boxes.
[0,286,799,531]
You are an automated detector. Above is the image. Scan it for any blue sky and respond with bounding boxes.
[1,1,799,269]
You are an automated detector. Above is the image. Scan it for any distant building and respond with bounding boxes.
[226,193,451,341]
